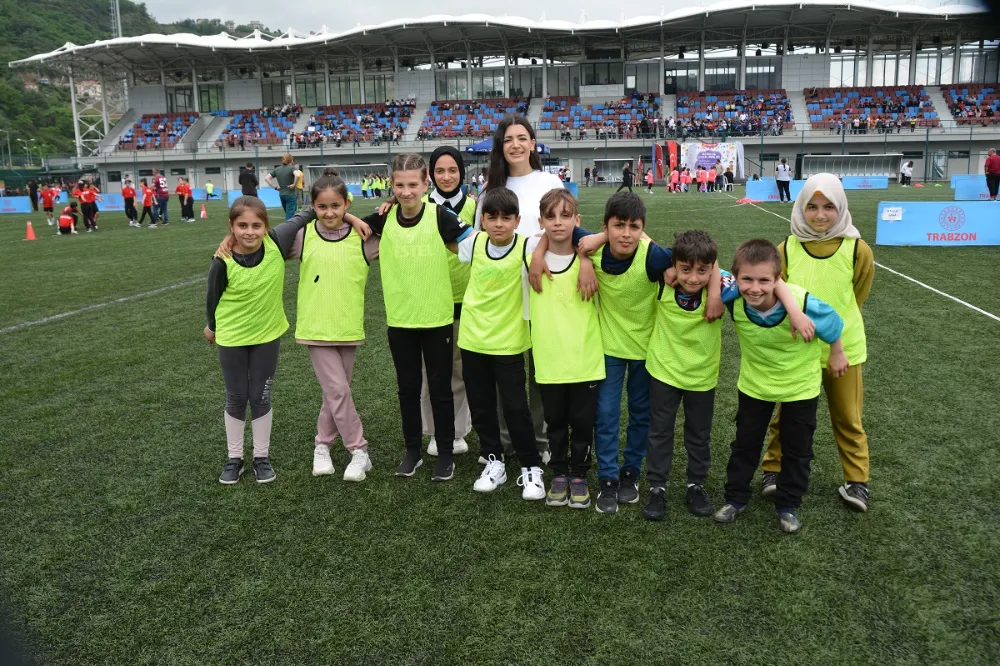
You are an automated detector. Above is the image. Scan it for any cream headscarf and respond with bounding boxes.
[790,173,861,242]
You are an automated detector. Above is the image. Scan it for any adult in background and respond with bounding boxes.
[616,163,633,192]
[775,157,792,203]
[28,179,39,211]
[985,148,1000,201]
[584,165,591,187]
[478,115,569,458]
[152,168,170,224]
[239,163,258,197]
[265,154,300,220]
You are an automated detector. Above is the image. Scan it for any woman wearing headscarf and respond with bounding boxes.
[760,174,874,513]
[420,146,476,458]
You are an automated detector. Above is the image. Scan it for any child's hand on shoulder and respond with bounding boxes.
[576,234,603,256]
[375,200,393,216]
[577,257,598,301]
[789,310,816,342]
[663,267,678,287]
[528,255,551,293]
[215,234,235,259]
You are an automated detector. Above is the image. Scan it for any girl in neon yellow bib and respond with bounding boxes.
[762,173,874,513]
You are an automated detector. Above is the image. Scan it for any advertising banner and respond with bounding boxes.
[745,178,806,202]
[876,201,1000,246]
[841,176,889,190]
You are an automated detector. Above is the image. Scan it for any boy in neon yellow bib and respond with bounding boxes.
[715,239,849,533]
[455,187,545,499]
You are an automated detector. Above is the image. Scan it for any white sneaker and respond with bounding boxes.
[479,453,505,465]
[343,449,372,482]
[518,466,546,500]
[429,437,469,456]
[312,445,335,476]
[541,448,552,465]
[473,456,507,492]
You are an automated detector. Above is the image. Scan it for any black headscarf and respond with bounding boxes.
[428,145,465,200]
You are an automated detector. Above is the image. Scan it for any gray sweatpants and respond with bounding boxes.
[645,377,714,489]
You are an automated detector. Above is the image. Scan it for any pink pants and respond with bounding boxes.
[308,345,367,451]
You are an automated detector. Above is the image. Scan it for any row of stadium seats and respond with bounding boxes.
[538,95,660,131]
[117,113,198,150]
[804,86,940,128]
[941,84,999,125]
[214,107,301,147]
[674,89,793,129]
[419,99,527,138]
[309,103,414,142]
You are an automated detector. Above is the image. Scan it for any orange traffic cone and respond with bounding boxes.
[200,204,208,219]
[25,221,37,241]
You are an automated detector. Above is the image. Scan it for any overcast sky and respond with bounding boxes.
[144,0,978,35]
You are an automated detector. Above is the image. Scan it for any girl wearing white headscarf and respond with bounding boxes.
[761,173,874,513]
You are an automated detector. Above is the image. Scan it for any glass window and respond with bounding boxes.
[166,87,194,113]
[170,168,187,176]
[199,84,225,113]
[205,167,222,174]
[107,171,122,182]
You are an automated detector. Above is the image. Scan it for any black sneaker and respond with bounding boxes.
[218,458,244,485]
[642,487,666,521]
[396,448,423,477]
[252,457,276,484]
[431,455,455,482]
[685,484,713,517]
[595,479,619,514]
[618,467,640,504]
[838,482,869,512]
[760,471,778,498]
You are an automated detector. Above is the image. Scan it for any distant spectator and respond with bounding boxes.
[239,163,258,196]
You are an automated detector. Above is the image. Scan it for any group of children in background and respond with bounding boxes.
[205,151,873,534]
[360,173,389,199]
[39,180,103,235]
[666,163,734,193]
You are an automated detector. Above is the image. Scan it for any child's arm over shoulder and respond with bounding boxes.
[804,294,844,345]
[644,241,673,282]
[436,206,473,254]
[854,239,875,306]
[270,208,317,259]
[456,230,481,264]
[775,279,816,341]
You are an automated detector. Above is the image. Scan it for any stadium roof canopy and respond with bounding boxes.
[9,0,994,74]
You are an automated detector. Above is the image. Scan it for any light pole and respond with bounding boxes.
[17,138,36,167]
[0,130,9,167]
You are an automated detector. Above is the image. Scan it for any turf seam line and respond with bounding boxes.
[727,194,1000,323]
[0,277,206,333]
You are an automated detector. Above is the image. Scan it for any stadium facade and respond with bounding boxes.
[9,1,1000,189]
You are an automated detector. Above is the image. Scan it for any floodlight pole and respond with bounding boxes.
[698,32,705,91]
[659,27,666,99]
[358,53,365,105]
[69,67,83,159]
[99,67,110,134]
[324,60,332,106]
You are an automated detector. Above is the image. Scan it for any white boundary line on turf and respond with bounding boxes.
[727,194,1000,323]
[0,277,206,334]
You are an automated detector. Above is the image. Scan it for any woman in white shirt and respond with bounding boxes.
[477,116,564,235]
[477,115,565,458]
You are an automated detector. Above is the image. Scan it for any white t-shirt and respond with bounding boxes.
[776,164,791,181]
[475,170,565,237]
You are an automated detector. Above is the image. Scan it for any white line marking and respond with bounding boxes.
[0,277,206,334]
[727,194,1000,323]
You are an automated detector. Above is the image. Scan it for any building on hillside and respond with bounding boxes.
[225,21,235,31]
[248,21,265,30]
[74,80,101,100]
[23,81,38,91]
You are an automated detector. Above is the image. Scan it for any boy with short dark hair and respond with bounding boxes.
[457,186,546,500]
[715,239,849,533]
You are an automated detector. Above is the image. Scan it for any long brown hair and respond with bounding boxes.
[485,115,542,192]
[228,195,270,231]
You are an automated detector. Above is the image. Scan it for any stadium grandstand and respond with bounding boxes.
[8,1,999,188]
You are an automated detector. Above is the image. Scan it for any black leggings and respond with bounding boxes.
[777,180,791,202]
[217,339,280,421]
[80,202,96,229]
[124,200,137,221]
[138,206,156,224]
[987,173,1000,199]
[617,182,633,193]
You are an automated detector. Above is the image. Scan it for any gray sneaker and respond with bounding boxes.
[838,482,869,512]
[760,471,778,498]
[252,457,276,484]
[713,502,746,523]
[778,509,802,533]
[218,458,244,485]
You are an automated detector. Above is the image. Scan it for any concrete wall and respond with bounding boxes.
[781,54,831,93]
[225,79,263,110]
[130,85,166,114]
[395,70,435,101]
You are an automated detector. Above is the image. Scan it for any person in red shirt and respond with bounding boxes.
[138,178,158,227]
[58,201,79,235]
[40,184,58,226]
[985,147,1000,201]
[121,180,138,227]
[77,183,102,232]
[175,177,189,221]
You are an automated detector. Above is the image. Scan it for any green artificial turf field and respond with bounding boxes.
[1,184,998,665]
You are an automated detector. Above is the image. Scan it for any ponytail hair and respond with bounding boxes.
[310,167,350,203]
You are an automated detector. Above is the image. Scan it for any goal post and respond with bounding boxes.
[798,153,904,180]
[305,163,389,189]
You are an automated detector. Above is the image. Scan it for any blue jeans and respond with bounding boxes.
[280,193,297,220]
[594,355,651,482]
[156,197,169,223]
